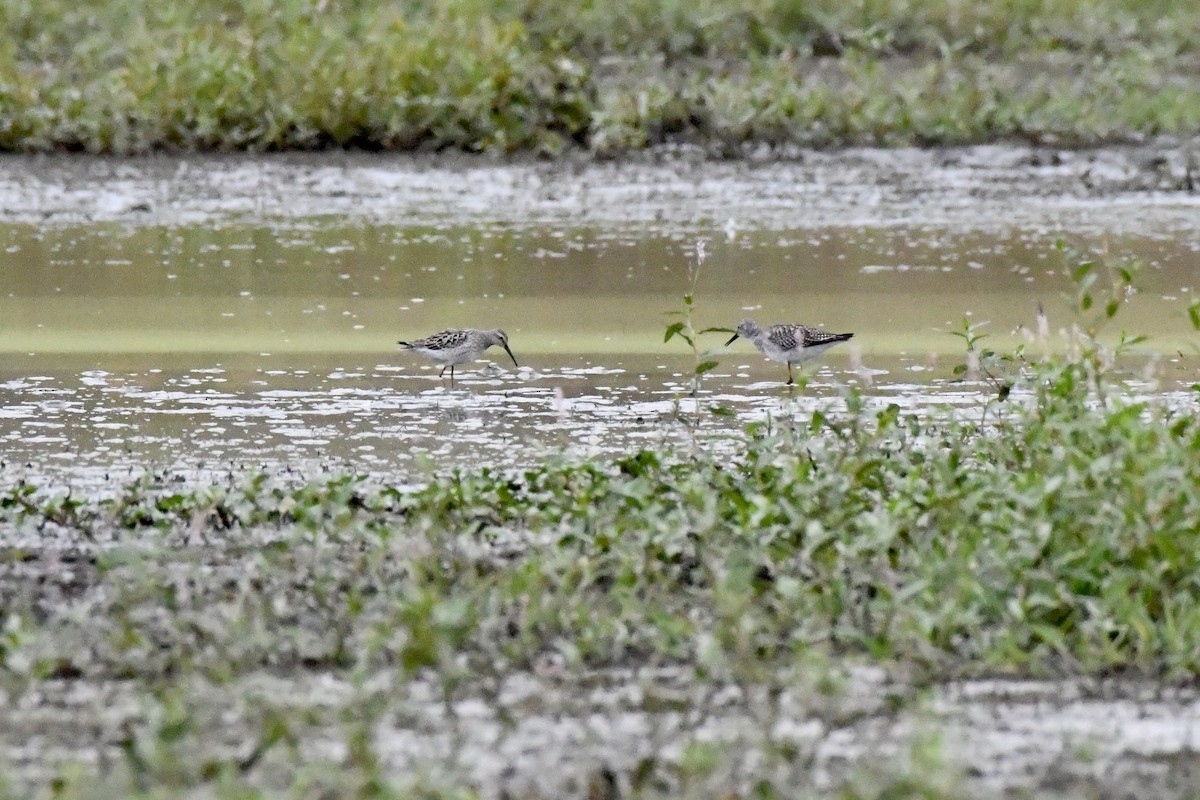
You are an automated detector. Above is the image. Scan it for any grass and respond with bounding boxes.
[2,0,1200,154]
[3,245,1200,797]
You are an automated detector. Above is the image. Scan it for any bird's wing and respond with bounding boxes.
[767,324,802,350]
[415,329,469,350]
[801,328,853,347]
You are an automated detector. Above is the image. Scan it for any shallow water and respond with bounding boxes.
[3,220,1199,356]
[0,351,960,488]
[2,213,1198,484]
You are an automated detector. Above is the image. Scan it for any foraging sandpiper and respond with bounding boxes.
[397,328,518,384]
[725,318,854,385]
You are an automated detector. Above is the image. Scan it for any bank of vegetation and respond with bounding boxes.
[2,0,1199,155]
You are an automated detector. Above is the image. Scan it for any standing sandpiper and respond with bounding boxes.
[725,318,854,385]
[397,328,518,384]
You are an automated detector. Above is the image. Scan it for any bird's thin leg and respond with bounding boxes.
[438,365,447,378]
[787,362,794,386]
[450,365,455,387]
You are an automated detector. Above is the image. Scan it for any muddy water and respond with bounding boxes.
[2,218,1198,484]
[4,221,1199,355]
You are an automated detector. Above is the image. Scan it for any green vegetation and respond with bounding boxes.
[2,0,1199,154]
[663,240,732,402]
[3,245,1200,797]
[6,342,1200,684]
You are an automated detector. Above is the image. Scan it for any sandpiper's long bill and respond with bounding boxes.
[397,328,518,384]
[725,317,854,385]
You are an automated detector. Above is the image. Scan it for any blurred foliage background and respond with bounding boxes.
[1,1,1198,153]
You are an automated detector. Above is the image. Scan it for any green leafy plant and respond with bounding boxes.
[1053,239,1150,402]
[664,240,734,420]
[950,241,1159,410]
[948,316,1019,403]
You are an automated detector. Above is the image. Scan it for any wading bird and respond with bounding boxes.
[398,328,518,385]
[725,318,853,385]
